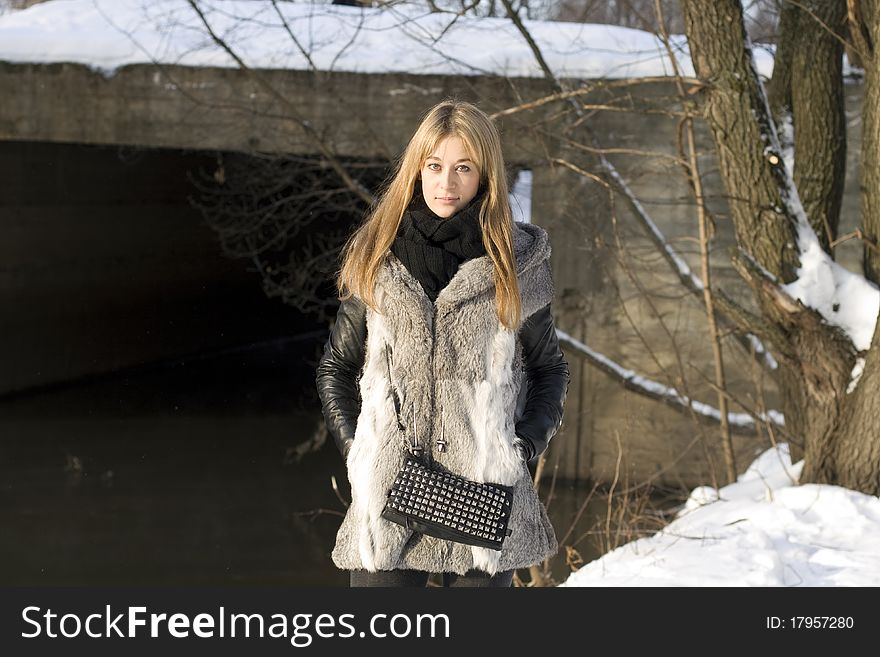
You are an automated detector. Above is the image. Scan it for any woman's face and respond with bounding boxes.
[420,135,481,218]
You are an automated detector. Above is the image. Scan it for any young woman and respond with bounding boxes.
[316,100,570,588]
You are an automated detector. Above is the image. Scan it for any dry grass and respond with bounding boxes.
[515,434,688,587]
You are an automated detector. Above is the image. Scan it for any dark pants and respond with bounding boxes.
[350,568,514,588]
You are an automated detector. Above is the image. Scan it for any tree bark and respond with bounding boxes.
[835,317,880,491]
[792,1,847,251]
[768,1,797,120]
[681,0,801,283]
[860,1,880,283]
[769,1,846,253]
[682,0,879,494]
[833,0,880,491]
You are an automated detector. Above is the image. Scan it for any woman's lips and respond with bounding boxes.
[436,197,459,203]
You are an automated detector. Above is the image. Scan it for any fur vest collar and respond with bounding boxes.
[382,219,551,311]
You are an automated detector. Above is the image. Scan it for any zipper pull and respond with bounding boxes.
[385,344,406,433]
[436,422,447,453]
[410,404,422,457]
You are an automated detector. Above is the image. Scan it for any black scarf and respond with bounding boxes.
[391,190,487,302]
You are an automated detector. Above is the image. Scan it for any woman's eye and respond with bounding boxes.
[457,165,471,173]
[426,163,440,171]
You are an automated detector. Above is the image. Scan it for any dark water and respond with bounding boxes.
[0,337,653,587]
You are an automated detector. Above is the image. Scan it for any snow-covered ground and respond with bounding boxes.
[562,444,880,587]
[0,0,765,79]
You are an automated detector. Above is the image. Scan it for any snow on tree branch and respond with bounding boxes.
[556,328,784,432]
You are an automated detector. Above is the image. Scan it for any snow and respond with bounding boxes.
[0,0,776,79]
[556,328,784,430]
[742,33,879,391]
[778,111,794,174]
[509,169,532,224]
[562,444,880,586]
[782,240,880,355]
[773,115,879,394]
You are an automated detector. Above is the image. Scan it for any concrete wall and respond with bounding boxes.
[0,62,558,163]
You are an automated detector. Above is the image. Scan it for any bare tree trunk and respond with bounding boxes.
[681,0,880,494]
[835,318,880,490]
[681,1,801,283]
[833,0,880,490]
[768,1,797,119]
[769,0,848,274]
[860,1,880,282]
[788,0,847,252]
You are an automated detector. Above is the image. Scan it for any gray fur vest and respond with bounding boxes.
[332,221,558,575]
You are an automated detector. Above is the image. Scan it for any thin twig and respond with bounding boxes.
[656,0,736,484]
[185,0,375,205]
[830,228,880,254]
[489,76,704,119]
[330,475,350,508]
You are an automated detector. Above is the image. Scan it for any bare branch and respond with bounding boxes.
[779,0,859,55]
[270,0,319,72]
[489,76,703,120]
[846,0,873,62]
[556,329,783,435]
[565,138,689,166]
[499,0,778,376]
[655,0,735,483]
[331,475,350,508]
[185,0,375,206]
[712,287,791,359]
[731,249,804,317]
[550,158,609,187]
[830,228,880,254]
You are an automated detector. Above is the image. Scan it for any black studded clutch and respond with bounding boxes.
[381,455,514,551]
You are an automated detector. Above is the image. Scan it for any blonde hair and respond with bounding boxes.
[336,100,522,329]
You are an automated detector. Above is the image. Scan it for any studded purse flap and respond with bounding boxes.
[382,456,513,550]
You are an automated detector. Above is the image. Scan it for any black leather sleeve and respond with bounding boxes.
[315,296,368,460]
[514,303,570,461]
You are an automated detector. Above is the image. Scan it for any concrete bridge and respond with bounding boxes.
[2,58,863,485]
[3,62,559,163]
